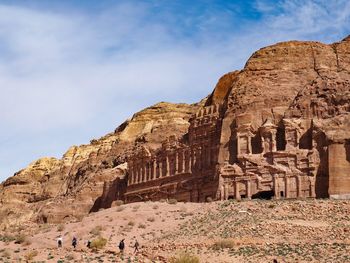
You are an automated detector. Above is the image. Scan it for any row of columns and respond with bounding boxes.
[273,175,316,199]
[220,174,316,200]
[128,145,217,185]
[129,150,191,185]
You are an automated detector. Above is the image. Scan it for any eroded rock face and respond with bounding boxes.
[0,102,200,228]
[1,36,350,228]
[126,36,350,203]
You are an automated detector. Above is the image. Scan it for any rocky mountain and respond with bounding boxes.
[0,102,201,228]
[1,35,349,229]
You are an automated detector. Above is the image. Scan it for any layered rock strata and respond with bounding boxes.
[1,36,350,228]
[126,36,350,202]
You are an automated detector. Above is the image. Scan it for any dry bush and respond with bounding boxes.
[206,197,213,202]
[0,234,15,243]
[90,236,107,250]
[168,199,178,205]
[138,223,146,229]
[57,224,65,232]
[212,239,235,250]
[147,217,155,222]
[2,249,11,259]
[114,200,124,206]
[132,205,140,211]
[152,204,159,210]
[14,233,27,244]
[24,250,38,261]
[90,225,103,236]
[159,199,166,203]
[128,220,135,226]
[65,253,75,260]
[170,252,200,263]
[116,206,125,212]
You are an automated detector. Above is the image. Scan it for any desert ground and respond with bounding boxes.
[0,199,350,262]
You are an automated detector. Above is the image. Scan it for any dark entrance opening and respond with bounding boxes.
[280,191,284,197]
[252,190,274,200]
[228,195,235,200]
[240,194,246,199]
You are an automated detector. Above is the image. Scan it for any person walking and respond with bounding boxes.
[57,235,63,248]
[72,236,77,249]
[133,239,140,254]
[118,239,125,253]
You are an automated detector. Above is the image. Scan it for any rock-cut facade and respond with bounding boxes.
[125,37,350,202]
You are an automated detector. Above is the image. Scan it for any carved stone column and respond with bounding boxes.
[137,164,140,183]
[140,164,144,182]
[248,136,252,154]
[152,160,157,180]
[182,150,186,173]
[166,155,170,176]
[271,131,277,152]
[310,177,316,198]
[175,152,178,174]
[297,176,302,198]
[224,184,229,200]
[188,150,192,173]
[159,161,162,177]
[235,181,241,200]
[246,180,252,199]
[285,176,289,198]
[273,175,279,199]
[192,149,196,169]
[147,162,150,181]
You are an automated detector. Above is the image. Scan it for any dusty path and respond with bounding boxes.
[0,199,350,262]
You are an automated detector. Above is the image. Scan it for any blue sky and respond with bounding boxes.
[0,0,350,182]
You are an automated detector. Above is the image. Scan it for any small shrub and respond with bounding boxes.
[132,205,140,211]
[268,204,275,209]
[170,252,200,263]
[138,223,146,229]
[2,249,11,259]
[14,233,27,244]
[206,197,213,203]
[147,217,155,222]
[66,253,75,260]
[24,250,38,261]
[116,206,125,212]
[57,224,65,232]
[212,239,235,250]
[128,221,135,226]
[152,204,159,210]
[168,199,178,205]
[90,236,107,250]
[90,225,103,236]
[114,200,124,206]
[159,199,166,203]
[0,233,15,242]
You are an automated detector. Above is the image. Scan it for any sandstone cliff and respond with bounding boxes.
[1,36,349,228]
[0,102,201,228]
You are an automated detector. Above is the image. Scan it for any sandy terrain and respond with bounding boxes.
[0,199,350,262]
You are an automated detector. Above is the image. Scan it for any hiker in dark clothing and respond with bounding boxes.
[118,239,125,253]
[57,235,63,248]
[87,240,91,248]
[134,239,140,253]
[72,236,77,249]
